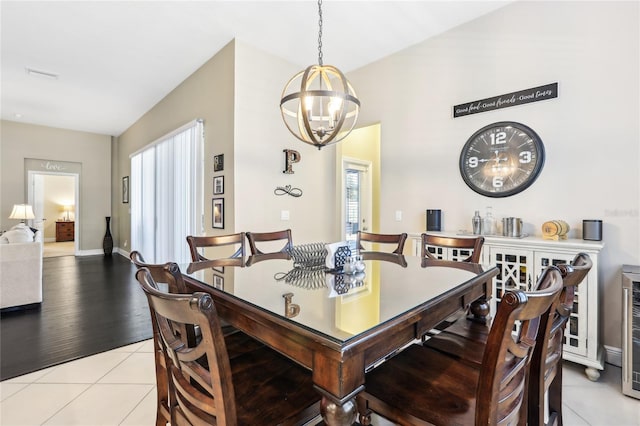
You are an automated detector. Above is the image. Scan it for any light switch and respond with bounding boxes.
[395,210,402,221]
[281,210,290,221]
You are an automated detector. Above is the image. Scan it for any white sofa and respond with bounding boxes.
[0,226,43,309]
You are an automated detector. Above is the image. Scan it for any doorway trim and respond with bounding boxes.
[341,156,373,248]
[25,159,81,255]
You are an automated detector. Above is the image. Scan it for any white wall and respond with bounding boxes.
[348,1,639,349]
[233,41,339,243]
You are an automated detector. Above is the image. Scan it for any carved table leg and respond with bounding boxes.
[320,396,357,426]
[468,297,491,324]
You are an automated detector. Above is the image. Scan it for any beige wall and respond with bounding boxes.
[0,120,111,251]
[115,39,344,250]
[348,1,640,350]
[115,40,236,252]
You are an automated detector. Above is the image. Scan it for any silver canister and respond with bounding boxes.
[502,217,512,237]
[510,217,523,237]
[502,217,523,237]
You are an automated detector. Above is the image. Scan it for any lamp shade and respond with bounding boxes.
[9,204,35,221]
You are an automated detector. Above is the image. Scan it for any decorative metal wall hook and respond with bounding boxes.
[274,185,303,197]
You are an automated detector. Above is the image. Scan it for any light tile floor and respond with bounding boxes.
[1,339,638,425]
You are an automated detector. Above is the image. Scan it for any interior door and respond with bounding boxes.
[342,158,372,250]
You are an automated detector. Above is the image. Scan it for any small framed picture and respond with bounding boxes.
[122,176,129,204]
[213,175,224,195]
[212,198,224,229]
[212,265,224,274]
[213,274,224,290]
[214,154,224,172]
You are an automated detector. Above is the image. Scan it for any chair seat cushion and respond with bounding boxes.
[231,345,320,425]
[364,344,478,426]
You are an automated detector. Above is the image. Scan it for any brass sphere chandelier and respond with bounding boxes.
[280,0,360,150]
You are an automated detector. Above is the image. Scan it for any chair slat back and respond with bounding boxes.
[246,229,292,255]
[357,231,407,254]
[554,252,592,320]
[476,266,563,425]
[130,252,196,346]
[186,233,245,267]
[136,267,238,426]
[528,253,593,426]
[421,233,484,263]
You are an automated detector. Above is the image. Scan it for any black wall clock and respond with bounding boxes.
[459,121,545,197]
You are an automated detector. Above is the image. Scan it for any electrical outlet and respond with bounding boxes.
[281,210,290,221]
[395,210,402,221]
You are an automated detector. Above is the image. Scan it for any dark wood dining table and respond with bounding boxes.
[183,253,498,426]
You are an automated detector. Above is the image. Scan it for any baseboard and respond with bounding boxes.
[115,247,130,258]
[71,248,129,257]
[605,345,622,367]
[76,249,104,256]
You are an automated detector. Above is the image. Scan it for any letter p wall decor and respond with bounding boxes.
[283,149,301,174]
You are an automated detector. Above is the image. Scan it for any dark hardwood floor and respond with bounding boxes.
[0,254,152,381]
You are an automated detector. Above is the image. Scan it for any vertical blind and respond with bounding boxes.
[130,120,204,263]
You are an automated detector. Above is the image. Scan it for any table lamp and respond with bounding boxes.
[9,204,35,223]
[63,205,73,221]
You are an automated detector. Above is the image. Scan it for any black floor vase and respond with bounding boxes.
[103,216,113,256]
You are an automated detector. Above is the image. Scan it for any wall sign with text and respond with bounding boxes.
[453,83,558,118]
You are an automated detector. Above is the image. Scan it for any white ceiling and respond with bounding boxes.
[1,1,512,136]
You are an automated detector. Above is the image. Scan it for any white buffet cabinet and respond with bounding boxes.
[411,233,605,380]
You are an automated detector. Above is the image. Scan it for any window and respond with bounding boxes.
[130,120,204,263]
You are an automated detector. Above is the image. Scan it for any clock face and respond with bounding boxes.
[459,121,545,197]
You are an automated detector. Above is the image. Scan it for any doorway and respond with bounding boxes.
[343,159,372,249]
[28,171,79,257]
[339,123,381,249]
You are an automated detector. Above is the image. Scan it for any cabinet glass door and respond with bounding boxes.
[490,248,534,301]
[535,252,588,357]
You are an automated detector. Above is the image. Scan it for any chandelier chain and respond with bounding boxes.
[317,0,323,66]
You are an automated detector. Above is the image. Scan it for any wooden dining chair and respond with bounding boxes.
[130,251,198,345]
[421,233,484,263]
[135,267,321,425]
[186,233,246,272]
[528,253,593,426]
[360,251,408,267]
[246,229,293,255]
[129,252,174,426]
[357,266,564,426]
[357,231,407,254]
[130,251,261,425]
[422,254,592,426]
[418,234,484,332]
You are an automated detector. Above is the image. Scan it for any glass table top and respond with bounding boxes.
[184,254,494,344]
